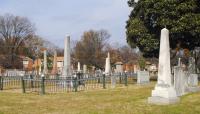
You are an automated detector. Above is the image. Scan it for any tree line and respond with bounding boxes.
[0,13,139,70]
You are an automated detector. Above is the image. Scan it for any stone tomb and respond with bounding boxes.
[137,71,150,84]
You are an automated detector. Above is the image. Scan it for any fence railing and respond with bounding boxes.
[0,72,137,94]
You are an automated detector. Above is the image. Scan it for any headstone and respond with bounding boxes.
[188,74,198,86]
[83,64,87,74]
[51,51,57,75]
[43,50,48,75]
[188,57,196,73]
[173,66,187,96]
[148,28,179,105]
[63,36,71,77]
[115,62,123,73]
[137,71,150,84]
[77,62,81,72]
[187,57,199,90]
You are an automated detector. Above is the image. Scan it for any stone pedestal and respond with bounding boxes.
[137,71,149,84]
[148,28,179,105]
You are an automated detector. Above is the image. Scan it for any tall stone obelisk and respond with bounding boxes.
[51,51,57,75]
[105,53,111,74]
[148,28,179,104]
[63,36,71,77]
[77,62,81,72]
[43,49,48,75]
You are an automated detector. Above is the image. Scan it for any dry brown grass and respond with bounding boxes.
[0,82,200,114]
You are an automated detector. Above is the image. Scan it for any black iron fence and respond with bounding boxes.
[0,72,137,94]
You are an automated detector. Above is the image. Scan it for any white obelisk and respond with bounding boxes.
[105,52,111,74]
[148,28,179,104]
[43,49,48,75]
[77,62,81,72]
[63,36,71,77]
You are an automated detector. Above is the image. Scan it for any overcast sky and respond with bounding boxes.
[0,0,131,48]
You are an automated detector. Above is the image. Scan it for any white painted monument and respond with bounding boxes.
[105,52,115,88]
[105,53,111,74]
[63,36,71,77]
[148,28,179,104]
[137,71,150,84]
[77,62,81,72]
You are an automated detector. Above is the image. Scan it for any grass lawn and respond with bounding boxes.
[0,82,200,114]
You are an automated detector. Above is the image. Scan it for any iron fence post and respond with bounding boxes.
[125,73,128,86]
[0,76,3,90]
[103,74,106,89]
[30,75,33,88]
[74,77,78,92]
[21,77,25,93]
[41,77,45,95]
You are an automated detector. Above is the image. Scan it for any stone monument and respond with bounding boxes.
[51,51,57,75]
[43,49,48,75]
[83,64,87,74]
[188,57,198,86]
[148,28,180,104]
[77,62,81,72]
[173,66,187,96]
[105,52,115,88]
[63,36,71,77]
[105,53,111,74]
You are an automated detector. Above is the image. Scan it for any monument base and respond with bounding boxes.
[148,84,180,105]
[148,96,180,105]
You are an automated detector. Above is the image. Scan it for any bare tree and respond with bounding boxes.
[74,29,110,69]
[0,14,35,68]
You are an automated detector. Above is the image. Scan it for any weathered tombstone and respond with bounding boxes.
[188,57,198,86]
[173,66,187,96]
[137,71,150,84]
[148,28,179,105]
[63,36,71,77]
[83,64,87,74]
[115,62,123,73]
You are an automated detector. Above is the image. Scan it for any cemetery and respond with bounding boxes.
[0,0,200,114]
